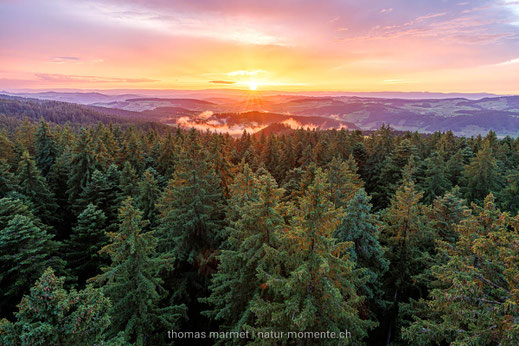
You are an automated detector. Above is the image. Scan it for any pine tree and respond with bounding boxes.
[35,120,57,177]
[403,194,519,345]
[463,142,500,203]
[157,129,225,266]
[136,168,161,228]
[93,198,186,345]
[17,150,59,225]
[326,154,364,208]
[0,268,112,345]
[380,164,436,343]
[0,213,64,316]
[203,170,286,337]
[420,151,452,204]
[66,204,108,284]
[0,159,16,198]
[67,130,96,203]
[267,168,373,343]
[335,189,388,313]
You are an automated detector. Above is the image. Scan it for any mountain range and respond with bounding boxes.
[1,91,519,137]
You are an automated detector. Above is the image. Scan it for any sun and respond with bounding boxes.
[248,80,258,91]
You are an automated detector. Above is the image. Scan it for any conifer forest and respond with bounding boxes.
[0,115,518,345]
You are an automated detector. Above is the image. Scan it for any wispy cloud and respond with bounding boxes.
[35,73,158,83]
[209,80,235,84]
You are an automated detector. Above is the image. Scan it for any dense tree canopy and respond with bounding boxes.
[1,116,518,344]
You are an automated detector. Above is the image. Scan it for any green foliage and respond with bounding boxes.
[0,268,111,345]
[93,198,186,345]
[463,142,500,203]
[17,150,59,225]
[404,195,519,345]
[0,202,65,315]
[66,203,108,284]
[136,168,161,228]
[35,120,58,177]
[203,170,286,337]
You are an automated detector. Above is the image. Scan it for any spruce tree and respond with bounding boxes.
[0,268,112,345]
[326,154,364,208]
[420,151,452,204]
[403,194,519,345]
[66,203,108,284]
[335,189,388,313]
[203,170,286,336]
[67,130,96,203]
[0,213,65,316]
[270,168,373,343]
[463,142,500,203]
[93,198,186,345]
[16,150,59,225]
[0,159,16,198]
[35,120,57,177]
[136,168,161,228]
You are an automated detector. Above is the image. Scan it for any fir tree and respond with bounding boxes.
[66,204,108,284]
[0,268,112,345]
[463,142,500,203]
[0,213,65,315]
[335,189,388,313]
[403,195,519,345]
[135,168,161,228]
[35,120,57,177]
[203,170,286,337]
[420,151,452,204]
[17,150,59,225]
[67,130,96,203]
[270,169,374,343]
[93,198,186,345]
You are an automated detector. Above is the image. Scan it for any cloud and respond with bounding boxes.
[281,118,317,130]
[209,80,235,84]
[176,110,267,135]
[34,73,158,83]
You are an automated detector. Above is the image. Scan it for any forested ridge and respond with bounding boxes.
[0,116,518,345]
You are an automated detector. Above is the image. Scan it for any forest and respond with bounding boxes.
[0,116,518,345]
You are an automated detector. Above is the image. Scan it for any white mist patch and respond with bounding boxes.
[281,118,318,130]
[176,110,267,136]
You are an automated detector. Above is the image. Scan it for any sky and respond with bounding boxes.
[1,0,519,93]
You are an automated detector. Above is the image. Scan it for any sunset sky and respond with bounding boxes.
[1,0,519,93]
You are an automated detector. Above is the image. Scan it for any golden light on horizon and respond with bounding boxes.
[248,80,258,91]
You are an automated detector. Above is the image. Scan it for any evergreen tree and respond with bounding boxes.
[119,161,139,198]
[136,168,161,228]
[67,130,96,203]
[403,195,519,345]
[463,142,500,203]
[267,168,373,343]
[335,189,388,313]
[17,150,59,225]
[498,170,519,215]
[203,171,286,337]
[0,159,16,198]
[0,268,112,345]
[380,164,435,343]
[35,120,57,177]
[67,203,108,284]
[420,151,452,204]
[0,213,64,316]
[426,187,467,244]
[93,198,186,345]
[326,154,364,208]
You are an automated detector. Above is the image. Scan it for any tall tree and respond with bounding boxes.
[0,212,64,316]
[66,203,108,284]
[404,194,519,345]
[93,198,186,345]
[420,151,452,204]
[17,150,59,225]
[203,171,286,337]
[135,168,161,228]
[35,120,57,177]
[67,130,96,203]
[269,169,374,342]
[0,268,112,345]
[463,142,500,203]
